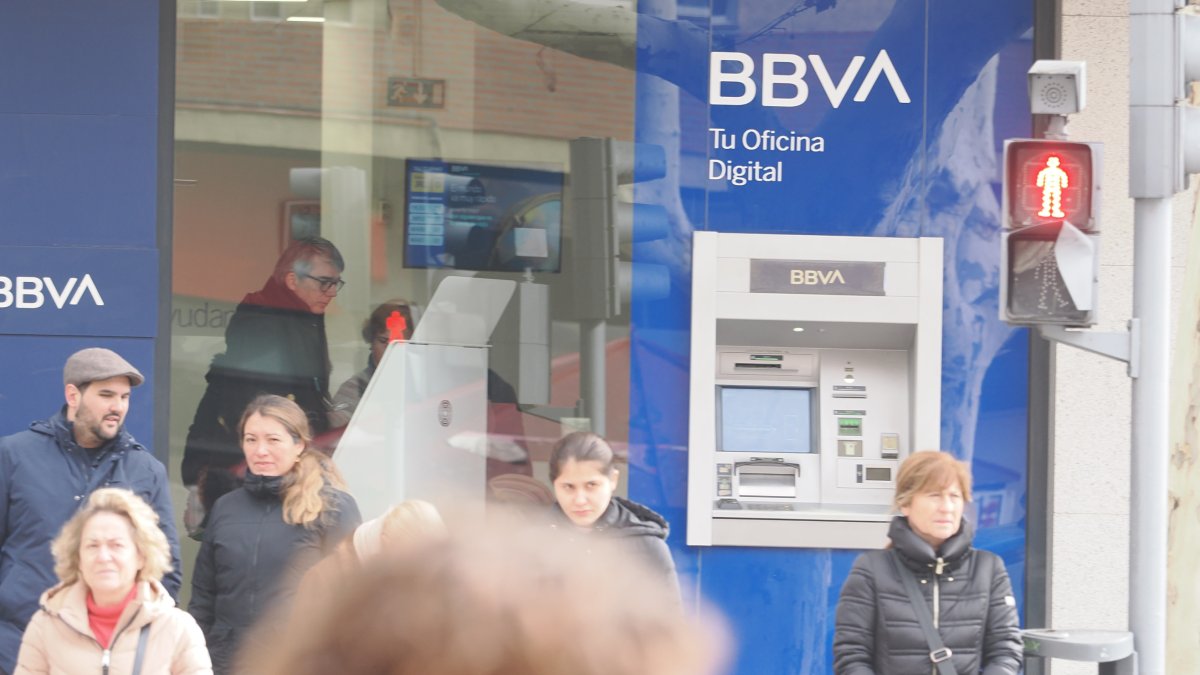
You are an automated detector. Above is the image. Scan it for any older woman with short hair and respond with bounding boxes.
[834,450,1022,675]
[15,488,211,674]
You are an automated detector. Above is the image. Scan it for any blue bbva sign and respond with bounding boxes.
[628,3,1035,674]
[0,247,158,337]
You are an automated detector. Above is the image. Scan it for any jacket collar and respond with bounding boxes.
[33,410,129,456]
[551,497,669,540]
[243,470,287,500]
[39,580,172,638]
[888,514,974,572]
[242,276,315,314]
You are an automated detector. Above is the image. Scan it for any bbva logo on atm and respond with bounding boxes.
[0,275,104,309]
[709,50,910,108]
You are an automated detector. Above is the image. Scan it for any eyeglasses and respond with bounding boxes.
[302,274,346,293]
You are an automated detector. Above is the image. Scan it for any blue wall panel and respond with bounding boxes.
[0,0,162,452]
[0,0,159,116]
[0,114,158,246]
[629,2,1033,673]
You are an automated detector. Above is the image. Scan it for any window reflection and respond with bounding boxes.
[172,0,638,593]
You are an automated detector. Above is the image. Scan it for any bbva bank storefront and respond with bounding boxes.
[0,1,1039,672]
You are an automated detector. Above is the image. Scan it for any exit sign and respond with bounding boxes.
[387,77,446,109]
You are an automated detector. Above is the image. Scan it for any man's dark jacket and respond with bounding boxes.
[181,276,332,511]
[834,516,1022,675]
[0,412,182,673]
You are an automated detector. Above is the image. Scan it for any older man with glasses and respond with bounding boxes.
[181,237,346,538]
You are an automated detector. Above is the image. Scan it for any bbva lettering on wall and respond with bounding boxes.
[0,247,157,338]
[709,50,911,108]
[0,275,104,309]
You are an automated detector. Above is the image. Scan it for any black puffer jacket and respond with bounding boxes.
[551,496,680,603]
[833,516,1022,675]
[188,472,360,674]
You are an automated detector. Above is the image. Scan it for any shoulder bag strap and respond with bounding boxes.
[131,622,151,675]
[888,550,957,675]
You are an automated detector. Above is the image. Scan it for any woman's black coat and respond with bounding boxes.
[188,472,360,674]
[833,516,1022,675]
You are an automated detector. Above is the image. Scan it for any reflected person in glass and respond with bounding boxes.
[181,237,346,539]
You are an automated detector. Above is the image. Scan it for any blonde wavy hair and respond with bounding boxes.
[51,488,172,586]
[240,395,347,528]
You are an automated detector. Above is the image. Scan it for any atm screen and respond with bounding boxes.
[719,387,814,454]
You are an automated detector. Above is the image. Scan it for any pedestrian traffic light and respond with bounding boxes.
[568,137,670,320]
[1000,139,1103,327]
[1003,140,1100,232]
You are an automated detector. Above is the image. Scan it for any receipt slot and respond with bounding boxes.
[687,232,943,549]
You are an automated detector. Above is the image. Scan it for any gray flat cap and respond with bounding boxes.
[63,348,145,388]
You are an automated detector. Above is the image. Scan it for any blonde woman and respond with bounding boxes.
[15,488,210,674]
[294,500,446,613]
[188,395,360,674]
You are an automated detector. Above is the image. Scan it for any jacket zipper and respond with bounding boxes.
[929,558,945,675]
[56,605,142,675]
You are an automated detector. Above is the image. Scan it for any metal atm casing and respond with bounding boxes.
[687,232,943,549]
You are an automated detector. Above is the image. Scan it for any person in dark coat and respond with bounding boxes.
[188,395,361,675]
[833,450,1022,675]
[181,237,345,537]
[547,431,679,602]
[0,348,181,675]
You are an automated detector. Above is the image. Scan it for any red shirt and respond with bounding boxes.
[86,587,137,649]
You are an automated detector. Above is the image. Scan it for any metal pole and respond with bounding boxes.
[1129,0,1177,671]
[1130,196,1171,675]
[580,318,607,434]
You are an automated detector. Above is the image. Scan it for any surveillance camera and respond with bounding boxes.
[1028,60,1086,115]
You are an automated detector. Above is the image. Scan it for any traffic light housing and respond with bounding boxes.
[568,138,669,320]
[1130,2,1200,196]
[1000,139,1103,327]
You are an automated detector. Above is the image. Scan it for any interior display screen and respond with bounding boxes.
[719,387,813,454]
[404,160,563,273]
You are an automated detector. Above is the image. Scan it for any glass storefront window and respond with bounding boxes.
[171,0,637,596]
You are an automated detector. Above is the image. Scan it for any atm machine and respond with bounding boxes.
[336,276,516,521]
[687,232,943,549]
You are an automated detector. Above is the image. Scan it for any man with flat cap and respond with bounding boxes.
[0,347,181,674]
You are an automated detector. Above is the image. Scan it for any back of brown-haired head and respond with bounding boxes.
[241,519,725,675]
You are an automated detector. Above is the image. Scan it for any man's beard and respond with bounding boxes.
[77,408,120,444]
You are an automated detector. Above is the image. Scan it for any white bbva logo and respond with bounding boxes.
[791,269,847,285]
[710,50,910,108]
[0,274,105,309]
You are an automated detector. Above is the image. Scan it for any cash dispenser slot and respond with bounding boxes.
[734,459,800,498]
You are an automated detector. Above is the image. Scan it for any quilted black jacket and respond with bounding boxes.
[833,516,1022,674]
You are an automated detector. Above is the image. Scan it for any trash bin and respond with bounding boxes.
[1021,629,1136,674]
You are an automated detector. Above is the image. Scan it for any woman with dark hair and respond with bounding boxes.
[188,395,361,674]
[833,450,1022,674]
[547,432,679,599]
[328,300,415,428]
